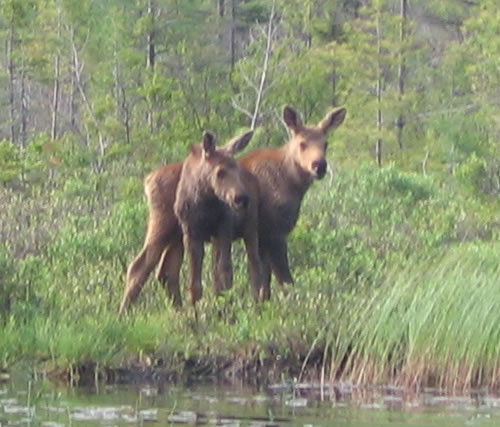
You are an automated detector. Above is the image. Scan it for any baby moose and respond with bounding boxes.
[174,131,261,307]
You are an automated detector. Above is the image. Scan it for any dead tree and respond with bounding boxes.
[231,0,277,130]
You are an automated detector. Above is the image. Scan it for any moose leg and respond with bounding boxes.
[243,231,264,302]
[212,227,233,295]
[268,236,294,288]
[258,245,272,301]
[119,239,166,315]
[156,239,184,308]
[184,232,204,306]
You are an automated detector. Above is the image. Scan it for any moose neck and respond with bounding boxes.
[282,144,314,199]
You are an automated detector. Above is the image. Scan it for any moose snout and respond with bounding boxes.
[234,193,249,209]
[312,159,327,179]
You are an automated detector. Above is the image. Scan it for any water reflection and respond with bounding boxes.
[0,374,499,426]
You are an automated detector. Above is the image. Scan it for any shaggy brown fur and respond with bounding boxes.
[119,105,346,313]
[239,105,346,299]
[174,131,259,306]
[118,131,262,313]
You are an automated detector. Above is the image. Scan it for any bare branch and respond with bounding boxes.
[70,28,107,160]
[415,102,481,120]
[273,108,291,139]
[241,73,259,93]
[250,1,275,130]
[231,97,253,119]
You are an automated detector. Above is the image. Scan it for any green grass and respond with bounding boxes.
[331,244,500,390]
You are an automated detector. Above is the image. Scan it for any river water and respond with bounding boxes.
[1,375,499,426]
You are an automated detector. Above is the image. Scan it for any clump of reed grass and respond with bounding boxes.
[328,243,500,390]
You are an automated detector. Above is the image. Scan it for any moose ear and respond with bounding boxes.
[202,131,216,158]
[318,107,346,134]
[223,130,254,156]
[283,106,303,133]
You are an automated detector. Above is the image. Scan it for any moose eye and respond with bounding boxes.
[299,142,307,151]
[216,169,226,180]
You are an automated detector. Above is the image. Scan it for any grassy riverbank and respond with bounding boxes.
[1,164,499,390]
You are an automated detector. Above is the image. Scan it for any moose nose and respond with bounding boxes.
[234,194,249,209]
[312,159,327,179]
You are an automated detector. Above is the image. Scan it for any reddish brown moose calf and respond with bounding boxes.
[240,105,346,299]
[118,160,184,314]
[118,131,262,314]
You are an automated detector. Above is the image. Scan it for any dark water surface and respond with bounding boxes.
[1,374,499,426]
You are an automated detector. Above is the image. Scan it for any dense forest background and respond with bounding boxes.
[0,0,499,387]
[3,0,500,178]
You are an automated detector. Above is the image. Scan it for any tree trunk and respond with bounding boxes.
[20,57,27,149]
[71,29,107,163]
[122,87,131,145]
[250,1,275,130]
[306,2,312,48]
[376,13,383,167]
[331,68,338,106]
[7,27,16,144]
[113,45,120,121]
[51,54,61,141]
[51,7,62,141]
[146,0,156,69]
[217,0,225,45]
[146,0,156,131]
[230,0,237,70]
[69,27,78,135]
[396,0,407,150]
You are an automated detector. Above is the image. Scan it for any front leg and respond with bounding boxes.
[212,223,233,295]
[183,230,204,306]
[156,239,184,308]
[258,240,272,301]
[260,251,272,301]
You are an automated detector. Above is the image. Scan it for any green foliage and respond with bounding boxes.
[0,140,21,183]
[2,154,499,388]
[238,1,271,24]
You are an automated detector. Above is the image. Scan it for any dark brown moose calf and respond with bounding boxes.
[240,105,346,299]
[118,131,262,314]
[174,131,260,306]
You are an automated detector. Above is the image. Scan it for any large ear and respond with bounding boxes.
[283,106,303,133]
[318,107,346,134]
[202,131,216,159]
[222,130,254,156]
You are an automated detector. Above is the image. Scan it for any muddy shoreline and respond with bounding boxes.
[40,353,316,388]
[12,352,494,395]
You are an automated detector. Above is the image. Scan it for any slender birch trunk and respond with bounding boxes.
[250,1,275,130]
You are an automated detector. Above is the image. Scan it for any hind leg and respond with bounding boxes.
[258,245,272,301]
[267,236,294,289]
[243,231,264,302]
[119,239,166,315]
[156,239,184,308]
